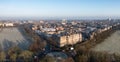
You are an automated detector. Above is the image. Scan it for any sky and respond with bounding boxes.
[0,0,120,17]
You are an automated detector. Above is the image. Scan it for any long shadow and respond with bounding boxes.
[17,26,32,42]
[0,43,3,51]
[2,39,32,51]
[2,39,15,51]
[16,39,31,50]
[16,27,33,49]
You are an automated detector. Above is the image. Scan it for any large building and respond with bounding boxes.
[59,33,82,47]
[4,23,14,27]
[0,23,14,27]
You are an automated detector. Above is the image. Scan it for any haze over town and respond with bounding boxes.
[0,0,120,62]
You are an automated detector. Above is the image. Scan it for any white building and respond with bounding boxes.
[41,28,56,32]
[0,23,14,27]
[41,28,56,34]
[4,23,14,27]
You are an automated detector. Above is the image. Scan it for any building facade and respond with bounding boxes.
[59,33,82,47]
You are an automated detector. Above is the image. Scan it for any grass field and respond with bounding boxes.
[0,27,32,51]
[92,30,120,54]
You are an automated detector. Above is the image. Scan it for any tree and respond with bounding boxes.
[64,57,74,62]
[0,51,6,62]
[7,46,22,62]
[40,56,56,62]
[8,46,21,55]
[10,53,17,62]
[19,50,33,62]
[29,36,46,52]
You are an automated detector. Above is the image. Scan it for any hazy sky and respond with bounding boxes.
[0,0,120,17]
